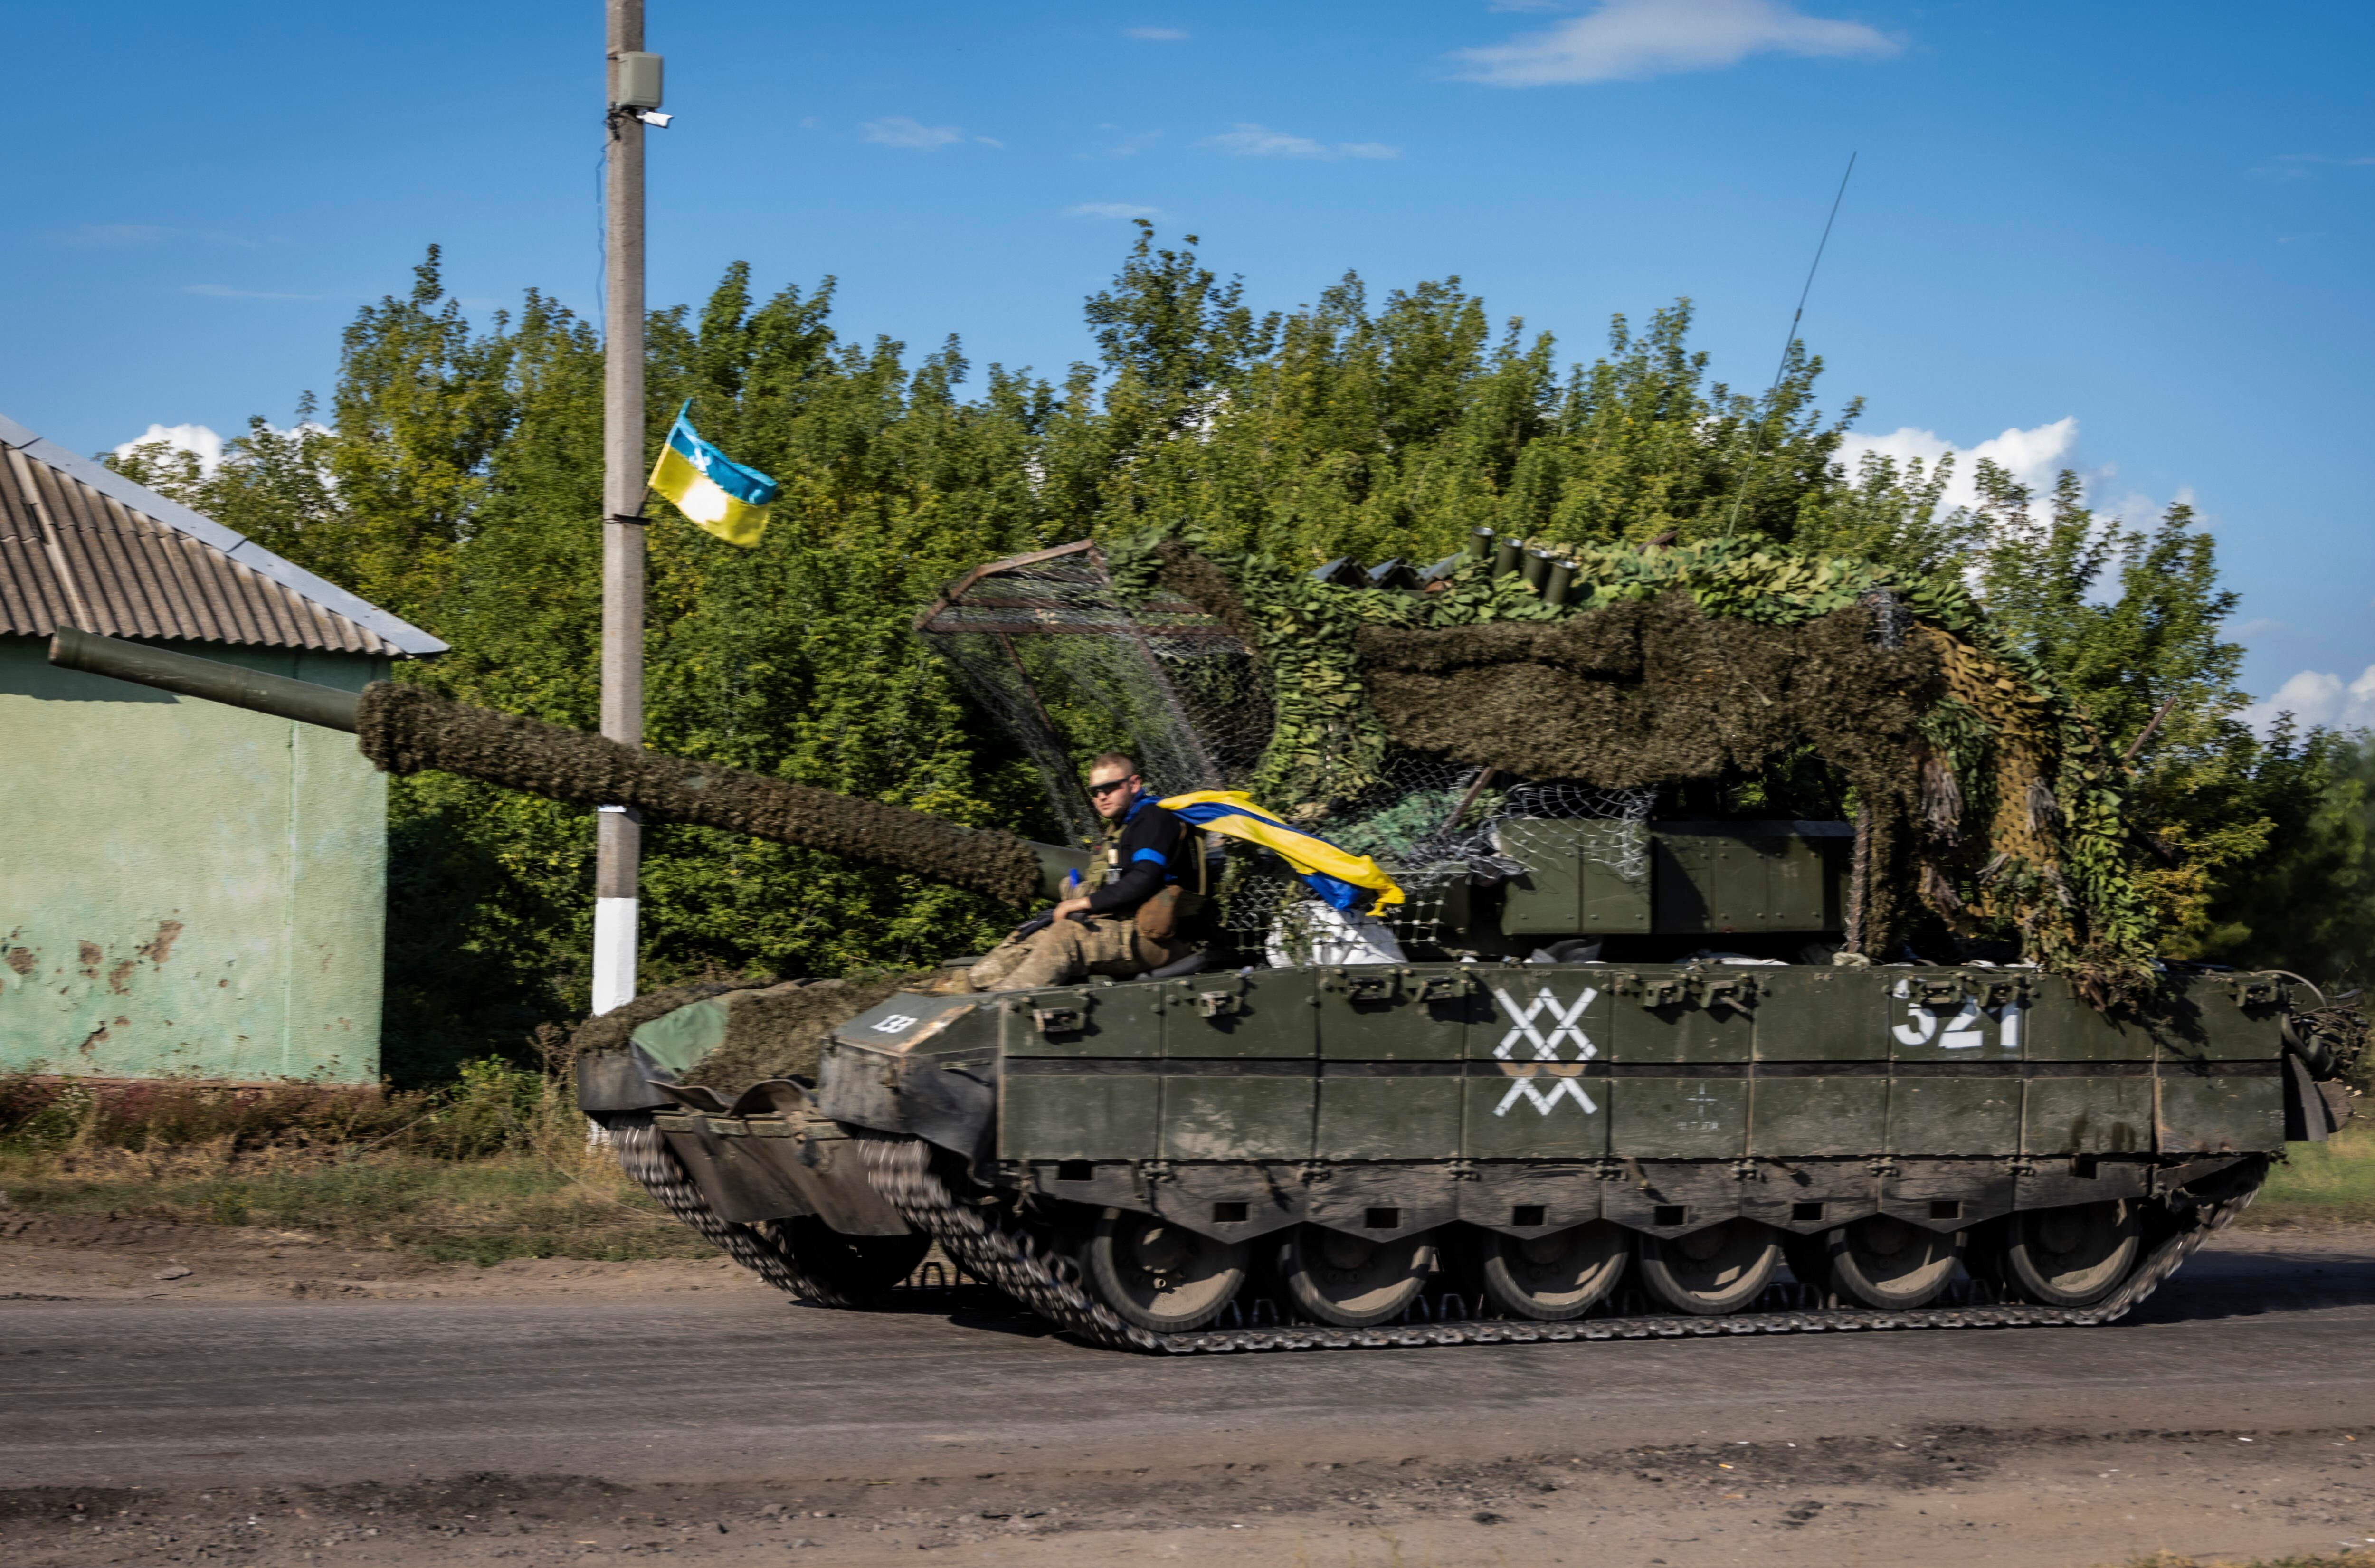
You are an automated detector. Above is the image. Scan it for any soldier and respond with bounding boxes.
[960,752,1200,991]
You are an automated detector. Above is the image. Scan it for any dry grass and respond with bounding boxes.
[0,1059,707,1266]
[2239,1122,2375,1230]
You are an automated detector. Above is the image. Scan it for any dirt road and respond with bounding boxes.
[3,1225,2372,1566]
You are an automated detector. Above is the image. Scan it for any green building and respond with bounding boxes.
[0,414,444,1084]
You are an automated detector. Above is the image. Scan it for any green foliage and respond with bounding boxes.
[104,226,2341,1074]
[2205,725,2375,983]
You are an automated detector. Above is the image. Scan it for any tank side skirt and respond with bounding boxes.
[856,1129,2259,1355]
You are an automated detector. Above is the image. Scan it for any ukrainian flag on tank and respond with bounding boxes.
[1156,790,1405,916]
[647,402,781,548]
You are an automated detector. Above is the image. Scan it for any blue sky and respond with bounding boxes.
[8,1,2372,721]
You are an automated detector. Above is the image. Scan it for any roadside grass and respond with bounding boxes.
[2240,1122,2375,1229]
[0,1058,708,1265]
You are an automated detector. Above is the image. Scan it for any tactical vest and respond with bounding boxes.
[1090,808,1207,944]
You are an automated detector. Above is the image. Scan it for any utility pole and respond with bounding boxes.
[594,0,652,1015]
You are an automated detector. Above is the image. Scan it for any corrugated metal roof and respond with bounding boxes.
[0,412,446,658]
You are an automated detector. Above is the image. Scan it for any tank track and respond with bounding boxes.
[606,1111,867,1310]
[860,1133,2261,1355]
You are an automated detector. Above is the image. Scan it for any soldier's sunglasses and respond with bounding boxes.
[1087,778,1134,797]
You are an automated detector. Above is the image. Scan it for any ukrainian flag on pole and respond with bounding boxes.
[647,402,781,548]
[1157,790,1405,916]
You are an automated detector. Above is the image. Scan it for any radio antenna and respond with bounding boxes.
[1722,152,1857,536]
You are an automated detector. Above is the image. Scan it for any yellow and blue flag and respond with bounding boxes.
[1157,790,1405,916]
[647,402,780,548]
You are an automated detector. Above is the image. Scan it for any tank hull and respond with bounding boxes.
[584,960,2328,1348]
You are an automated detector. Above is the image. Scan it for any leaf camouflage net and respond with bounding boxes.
[920,532,2171,1006]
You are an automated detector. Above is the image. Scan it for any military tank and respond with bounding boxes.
[49,529,2360,1353]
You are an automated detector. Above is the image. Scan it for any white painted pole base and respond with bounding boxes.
[591,895,640,1016]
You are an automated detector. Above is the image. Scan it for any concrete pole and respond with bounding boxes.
[593,0,646,1016]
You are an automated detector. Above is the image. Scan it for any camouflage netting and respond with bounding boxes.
[677,970,958,1090]
[1093,532,2168,1005]
[355,683,1041,907]
[566,969,958,1088]
[569,981,759,1056]
[1355,598,1937,952]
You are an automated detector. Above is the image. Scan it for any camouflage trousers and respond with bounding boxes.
[964,914,1182,992]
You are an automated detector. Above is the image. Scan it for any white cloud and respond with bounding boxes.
[1454,0,1900,86]
[184,283,320,300]
[1835,418,2079,514]
[1201,124,1400,161]
[112,419,330,479]
[114,423,227,476]
[1065,202,1165,220]
[2242,666,2375,734]
[862,116,967,150]
[1839,417,2204,538]
[1124,27,1188,41]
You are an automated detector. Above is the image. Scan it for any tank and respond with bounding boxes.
[49,530,2362,1353]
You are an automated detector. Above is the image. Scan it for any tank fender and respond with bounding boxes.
[2282,1052,2345,1142]
[813,1041,996,1161]
[644,1080,914,1235]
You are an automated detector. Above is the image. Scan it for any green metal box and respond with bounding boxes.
[1651,821,1849,934]
[1492,819,1651,935]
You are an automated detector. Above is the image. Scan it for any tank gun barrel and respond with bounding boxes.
[49,628,1084,905]
[50,626,363,732]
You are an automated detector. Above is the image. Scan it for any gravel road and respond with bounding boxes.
[5,1228,2372,1566]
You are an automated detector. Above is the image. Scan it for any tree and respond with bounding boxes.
[104,226,2326,1076]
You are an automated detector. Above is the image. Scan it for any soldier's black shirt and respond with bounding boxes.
[1083,795,1194,916]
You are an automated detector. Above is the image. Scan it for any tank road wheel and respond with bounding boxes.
[1638,1220,1784,1316]
[2004,1200,2140,1308]
[1278,1225,1437,1328]
[768,1216,931,1303]
[1084,1209,1250,1333]
[1473,1222,1629,1321]
[1828,1215,1964,1310]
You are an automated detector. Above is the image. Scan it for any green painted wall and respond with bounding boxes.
[0,637,390,1083]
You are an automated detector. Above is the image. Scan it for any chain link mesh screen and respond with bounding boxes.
[917,544,1653,951]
